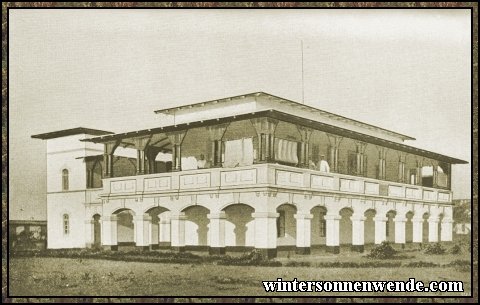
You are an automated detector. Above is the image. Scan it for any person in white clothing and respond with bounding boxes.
[197,154,207,169]
[318,155,330,173]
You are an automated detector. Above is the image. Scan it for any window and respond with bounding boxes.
[62,169,69,191]
[277,210,286,237]
[319,214,326,237]
[63,214,69,235]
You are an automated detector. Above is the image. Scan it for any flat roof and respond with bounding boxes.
[154,92,415,141]
[31,127,114,140]
[83,110,468,165]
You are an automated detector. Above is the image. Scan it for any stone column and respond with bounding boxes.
[133,214,151,250]
[296,126,313,168]
[416,159,423,186]
[373,216,388,244]
[145,148,160,174]
[398,153,406,183]
[355,142,367,176]
[207,212,226,255]
[324,214,340,253]
[170,213,186,252]
[84,219,95,248]
[159,219,171,248]
[166,131,187,171]
[101,215,118,251]
[327,135,342,173]
[294,213,313,254]
[377,147,388,180]
[206,124,229,167]
[411,217,424,244]
[394,216,406,246]
[250,118,279,162]
[428,217,440,243]
[103,141,120,178]
[440,218,453,242]
[149,219,159,250]
[351,215,365,252]
[253,212,279,258]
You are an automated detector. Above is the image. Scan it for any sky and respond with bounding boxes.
[9,9,471,220]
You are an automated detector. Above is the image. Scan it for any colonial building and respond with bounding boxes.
[32,92,467,258]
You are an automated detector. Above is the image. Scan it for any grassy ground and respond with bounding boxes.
[9,247,472,297]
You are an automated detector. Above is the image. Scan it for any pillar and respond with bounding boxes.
[206,123,229,167]
[394,217,406,246]
[294,213,313,254]
[355,142,367,176]
[411,217,424,244]
[103,141,120,178]
[416,159,423,186]
[101,215,118,251]
[440,218,453,242]
[253,212,279,258]
[84,219,95,248]
[324,214,340,253]
[351,215,365,252]
[373,216,387,244]
[432,165,439,188]
[327,135,342,172]
[159,219,171,248]
[170,213,186,251]
[250,118,278,162]
[146,148,160,174]
[398,153,406,183]
[428,217,439,243]
[149,219,159,250]
[134,214,151,250]
[377,147,387,180]
[296,126,313,168]
[133,136,152,175]
[166,131,187,171]
[207,212,226,255]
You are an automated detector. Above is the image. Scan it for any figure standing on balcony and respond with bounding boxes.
[197,154,207,169]
[318,155,330,173]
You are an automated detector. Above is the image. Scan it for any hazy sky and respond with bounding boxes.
[9,9,471,220]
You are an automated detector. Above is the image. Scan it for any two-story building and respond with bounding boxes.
[32,92,468,258]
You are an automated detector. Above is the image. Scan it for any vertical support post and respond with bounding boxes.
[101,215,118,251]
[377,147,388,180]
[170,213,186,251]
[294,213,313,254]
[428,217,439,243]
[296,126,313,168]
[253,212,279,258]
[250,118,279,163]
[167,131,187,171]
[84,219,95,248]
[206,124,229,167]
[411,217,424,244]
[394,216,406,246]
[207,212,226,255]
[159,219,171,247]
[351,215,365,252]
[103,141,120,178]
[324,214,340,253]
[355,141,367,176]
[416,159,423,186]
[398,153,406,183]
[373,216,387,244]
[327,135,343,173]
[134,214,151,250]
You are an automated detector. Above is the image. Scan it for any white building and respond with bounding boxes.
[32,92,467,258]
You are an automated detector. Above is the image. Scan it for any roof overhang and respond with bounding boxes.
[31,127,114,140]
[83,110,468,165]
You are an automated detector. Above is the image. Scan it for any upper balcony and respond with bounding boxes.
[100,163,452,204]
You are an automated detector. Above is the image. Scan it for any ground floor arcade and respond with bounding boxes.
[84,191,453,258]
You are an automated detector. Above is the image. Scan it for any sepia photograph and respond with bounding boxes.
[4,3,475,302]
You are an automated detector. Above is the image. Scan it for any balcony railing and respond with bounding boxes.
[100,163,452,203]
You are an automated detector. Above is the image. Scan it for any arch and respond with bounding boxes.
[145,207,170,248]
[183,205,210,246]
[222,204,254,247]
[219,201,256,212]
[276,204,297,246]
[62,169,69,191]
[311,206,328,246]
[364,209,376,244]
[385,210,396,243]
[180,203,211,213]
[339,207,353,245]
[92,214,101,246]
[422,212,430,243]
[405,211,414,243]
[115,209,135,246]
